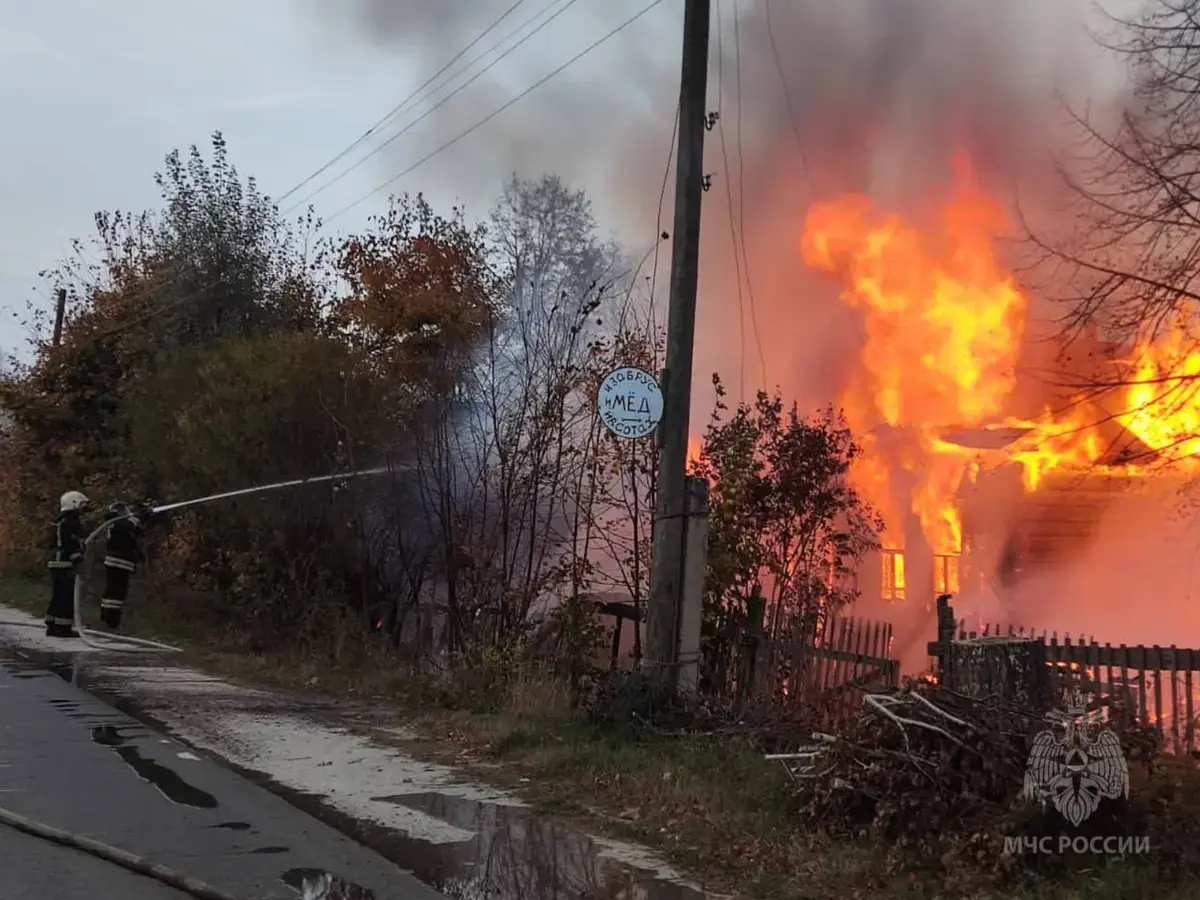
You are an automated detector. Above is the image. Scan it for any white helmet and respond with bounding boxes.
[60,491,89,512]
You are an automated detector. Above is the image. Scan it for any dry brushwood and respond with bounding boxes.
[785,683,1159,886]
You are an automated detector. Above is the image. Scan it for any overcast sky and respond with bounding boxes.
[0,0,681,359]
[1,0,1133,419]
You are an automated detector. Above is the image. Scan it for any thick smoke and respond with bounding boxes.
[315,0,1134,401]
[320,0,1190,647]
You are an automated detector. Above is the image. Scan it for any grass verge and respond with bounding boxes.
[0,574,1195,899]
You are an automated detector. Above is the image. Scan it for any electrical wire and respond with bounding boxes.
[39,0,664,356]
[275,0,532,207]
[714,0,748,401]
[731,0,767,389]
[760,0,866,351]
[281,0,584,215]
[763,0,815,196]
[31,1,560,350]
[324,0,670,224]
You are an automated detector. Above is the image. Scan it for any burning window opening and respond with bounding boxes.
[881,549,905,601]
[933,553,960,595]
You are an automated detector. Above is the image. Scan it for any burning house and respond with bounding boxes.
[788,162,1200,668]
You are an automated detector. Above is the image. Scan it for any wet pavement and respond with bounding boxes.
[0,604,719,900]
[0,824,188,899]
[0,652,444,899]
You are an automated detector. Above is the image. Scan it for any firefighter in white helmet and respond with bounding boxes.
[46,490,89,637]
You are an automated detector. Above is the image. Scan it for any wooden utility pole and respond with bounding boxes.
[51,288,66,347]
[644,0,711,687]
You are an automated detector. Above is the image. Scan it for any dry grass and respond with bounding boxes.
[0,573,1196,899]
[401,697,1199,900]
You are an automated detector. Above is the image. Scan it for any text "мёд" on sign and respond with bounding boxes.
[597,367,663,440]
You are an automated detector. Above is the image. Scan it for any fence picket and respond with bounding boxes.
[1103,641,1114,721]
[1151,646,1164,741]
[1187,664,1195,754]
[1171,645,1181,754]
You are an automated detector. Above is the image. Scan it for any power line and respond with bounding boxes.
[763,0,815,195]
[42,4,544,351]
[282,0,585,215]
[648,103,680,351]
[275,0,531,207]
[732,0,766,389]
[42,3,565,349]
[46,2,666,353]
[761,0,865,353]
[324,0,670,224]
[714,0,748,400]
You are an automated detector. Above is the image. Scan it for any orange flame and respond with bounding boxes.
[798,159,1200,579]
[801,163,1025,554]
[1118,315,1200,461]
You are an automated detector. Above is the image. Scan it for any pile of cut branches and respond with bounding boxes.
[778,682,1159,887]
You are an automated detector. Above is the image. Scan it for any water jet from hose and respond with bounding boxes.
[73,465,398,653]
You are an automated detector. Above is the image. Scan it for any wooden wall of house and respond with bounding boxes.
[1008,469,1136,571]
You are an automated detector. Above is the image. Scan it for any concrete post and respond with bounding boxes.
[644,0,712,689]
[676,476,709,697]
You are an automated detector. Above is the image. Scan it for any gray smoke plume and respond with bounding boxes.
[314,0,1136,405]
[316,0,1169,648]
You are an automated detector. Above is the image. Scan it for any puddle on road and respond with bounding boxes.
[281,868,376,898]
[4,651,217,810]
[366,793,708,900]
[1,660,57,680]
[4,650,713,899]
[2,655,86,685]
[91,724,218,808]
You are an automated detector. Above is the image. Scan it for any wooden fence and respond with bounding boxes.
[591,591,903,725]
[739,612,901,726]
[929,596,1200,755]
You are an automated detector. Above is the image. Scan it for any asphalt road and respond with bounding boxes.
[0,824,188,899]
[0,652,446,900]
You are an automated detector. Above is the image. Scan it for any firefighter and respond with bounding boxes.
[99,501,145,629]
[46,490,89,637]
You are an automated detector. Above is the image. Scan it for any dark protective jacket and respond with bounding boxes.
[47,511,84,570]
[104,517,143,572]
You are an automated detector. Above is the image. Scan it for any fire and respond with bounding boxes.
[1118,316,1200,462]
[801,160,1025,555]
[1007,404,1107,491]
[798,157,1200,594]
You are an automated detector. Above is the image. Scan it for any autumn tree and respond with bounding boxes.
[120,332,393,644]
[0,134,328,559]
[333,193,496,384]
[0,134,376,648]
[691,376,881,696]
[1010,0,1200,467]
[418,174,627,653]
[327,193,500,651]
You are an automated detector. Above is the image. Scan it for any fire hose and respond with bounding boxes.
[0,469,398,898]
[71,513,183,654]
[0,521,232,897]
[0,803,244,899]
[62,466,393,653]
